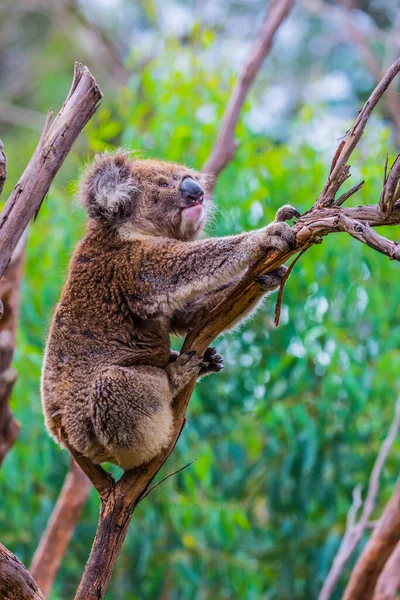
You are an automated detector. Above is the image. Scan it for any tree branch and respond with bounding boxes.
[0,62,103,279]
[202,0,294,179]
[29,460,92,598]
[318,395,400,600]
[0,542,45,600]
[72,57,400,599]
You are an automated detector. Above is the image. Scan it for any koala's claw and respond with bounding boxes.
[275,204,301,223]
[168,350,180,363]
[199,347,224,377]
[254,265,288,291]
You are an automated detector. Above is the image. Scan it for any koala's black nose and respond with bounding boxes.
[180,178,204,204]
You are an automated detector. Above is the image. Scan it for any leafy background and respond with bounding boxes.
[1,1,400,598]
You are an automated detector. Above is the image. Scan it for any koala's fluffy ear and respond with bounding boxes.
[79,151,139,221]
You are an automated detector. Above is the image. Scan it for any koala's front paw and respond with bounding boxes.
[262,222,296,253]
[199,347,224,378]
[254,265,288,292]
[275,204,301,223]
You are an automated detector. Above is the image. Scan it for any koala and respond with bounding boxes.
[41,151,298,470]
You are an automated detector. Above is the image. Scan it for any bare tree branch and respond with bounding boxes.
[343,480,400,600]
[0,62,103,279]
[202,0,294,178]
[29,460,92,598]
[0,542,45,600]
[373,542,400,600]
[72,57,400,600]
[318,395,400,600]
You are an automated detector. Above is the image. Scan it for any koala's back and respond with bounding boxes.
[41,224,171,453]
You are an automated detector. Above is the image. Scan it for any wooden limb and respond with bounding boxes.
[343,480,400,600]
[73,58,400,600]
[29,460,92,598]
[0,542,45,600]
[318,395,400,600]
[373,542,400,600]
[202,0,294,179]
[0,233,26,467]
[0,62,103,278]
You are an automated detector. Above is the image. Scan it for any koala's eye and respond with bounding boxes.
[159,181,169,188]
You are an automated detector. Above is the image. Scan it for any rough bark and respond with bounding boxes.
[29,460,92,597]
[202,0,294,178]
[0,62,103,279]
[0,543,45,600]
[342,481,400,600]
[72,57,400,600]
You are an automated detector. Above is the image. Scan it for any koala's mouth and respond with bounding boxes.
[181,203,204,222]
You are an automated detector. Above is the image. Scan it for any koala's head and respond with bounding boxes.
[79,151,214,241]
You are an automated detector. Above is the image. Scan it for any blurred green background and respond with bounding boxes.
[1,1,400,598]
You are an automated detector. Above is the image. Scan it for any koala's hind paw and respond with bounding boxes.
[254,265,288,292]
[199,347,224,378]
[275,204,300,223]
[166,350,203,395]
[264,222,296,253]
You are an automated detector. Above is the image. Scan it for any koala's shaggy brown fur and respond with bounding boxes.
[41,151,297,470]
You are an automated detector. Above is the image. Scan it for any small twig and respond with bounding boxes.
[141,458,197,501]
[384,153,389,187]
[0,139,6,197]
[380,154,400,218]
[274,246,311,326]
[334,180,365,206]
